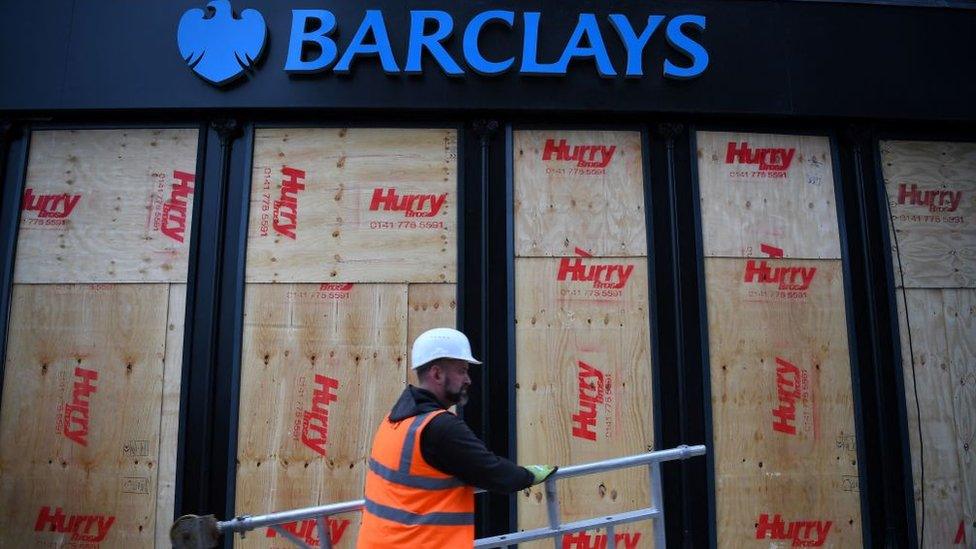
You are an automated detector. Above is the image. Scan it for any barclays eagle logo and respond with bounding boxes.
[178,0,267,86]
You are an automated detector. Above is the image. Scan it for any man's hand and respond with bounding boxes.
[525,465,558,485]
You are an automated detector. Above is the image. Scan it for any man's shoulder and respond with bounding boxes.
[423,410,470,440]
[426,409,464,427]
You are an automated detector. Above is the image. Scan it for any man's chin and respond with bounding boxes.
[449,390,469,408]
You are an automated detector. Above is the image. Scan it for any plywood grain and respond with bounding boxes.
[945,289,976,544]
[883,140,976,544]
[896,289,975,546]
[513,130,647,258]
[881,140,976,288]
[0,284,170,547]
[156,284,186,548]
[704,258,862,547]
[246,128,457,283]
[234,283,408,548]
[696,131,841,259]
[14,129,199,284]
[406,284,457,386]
[515,257,655,547]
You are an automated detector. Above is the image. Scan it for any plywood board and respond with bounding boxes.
[407,284,456,386]
[696,131,841,259]
[514,130,647,258]
[246,128,457,283]
[880,140,976,288]
[945,289,976,545]
[156,284,186,548]
[0,284,170,547]
[515,257,655,547]
[896,288,976,546]
[884,139,976,544]
[235,283,408,548]
[14,129,199,284]
[704,258,862,547]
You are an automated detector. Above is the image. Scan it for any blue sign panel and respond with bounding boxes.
[178,3,708,87]
[178,0,267,85]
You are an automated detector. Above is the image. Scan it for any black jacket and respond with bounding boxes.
[386,385,534,494]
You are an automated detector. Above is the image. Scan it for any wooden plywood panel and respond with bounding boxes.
[407,284,456,386]
[696,131,841,259]
[884,139,976,544]
[0,284,170,547]
[235,283,408,548]
[896,289,975,546]
[14,129,199,284]
[704,258,862,547]
[515,257,654,548]
[944,289,976,546]
[514,130,646,258]
[945,290,976,544]
[881,140,976,288]
[246,128,457,283]
[156,284,186,548]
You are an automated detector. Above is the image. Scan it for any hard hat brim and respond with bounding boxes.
[411,355,482,369]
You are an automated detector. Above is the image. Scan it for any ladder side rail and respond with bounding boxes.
[552,445,704,480]
[206,445,707,547]
[219,499,365,536]
[316,516,332,549]
[545,477,561,549]
[650,461,666,548]
[474,507,658,548]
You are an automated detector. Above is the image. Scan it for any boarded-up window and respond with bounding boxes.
[696,131,863,547]
[0,128,199,547]
[234,128,458,547]
[513,130,655,548]
[880,140,976,547]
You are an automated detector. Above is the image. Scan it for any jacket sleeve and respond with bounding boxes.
[419,413,535,494]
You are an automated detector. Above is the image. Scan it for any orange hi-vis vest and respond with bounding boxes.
[357,410,475,549]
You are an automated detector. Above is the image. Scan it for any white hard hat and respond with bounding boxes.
[411,328,482,369]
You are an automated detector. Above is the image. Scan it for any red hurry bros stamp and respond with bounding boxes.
[725,141,796,177]
[57,367,98,447]
[742,243,818,301]
[296,374,340,456]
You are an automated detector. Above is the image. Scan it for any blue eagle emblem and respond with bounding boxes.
[177,0,267,86]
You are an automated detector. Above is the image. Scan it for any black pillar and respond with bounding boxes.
[176,119,244,525]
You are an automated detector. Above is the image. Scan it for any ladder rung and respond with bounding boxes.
[474,507,660,548]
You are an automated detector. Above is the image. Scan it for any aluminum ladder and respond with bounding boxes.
[171,444,706,549]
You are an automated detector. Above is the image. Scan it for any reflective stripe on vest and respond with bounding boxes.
[363,498,473,526]
[361,411,474,529]
[399,412,427,472]
[369,412,466,490]
[367,457,465,490]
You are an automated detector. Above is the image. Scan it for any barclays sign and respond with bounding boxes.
[178,1,268,86]
[178,1,709,87]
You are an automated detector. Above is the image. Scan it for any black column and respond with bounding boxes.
[176,119,243,524]
[211,120,253,530]
[837,126,916,548]
[462,119,515,539]
[0,120,24,409]
[0,121,17,192]
[651,123,710,548]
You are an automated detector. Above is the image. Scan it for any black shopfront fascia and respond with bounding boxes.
[1,0,975,547]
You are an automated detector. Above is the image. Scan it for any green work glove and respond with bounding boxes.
[525,465,558,485]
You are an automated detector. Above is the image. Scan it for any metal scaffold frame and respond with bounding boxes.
[172,444,707,549]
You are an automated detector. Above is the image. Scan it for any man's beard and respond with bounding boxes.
[445,385,469,407]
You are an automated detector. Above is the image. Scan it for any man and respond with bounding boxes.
[357,328,557,548]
